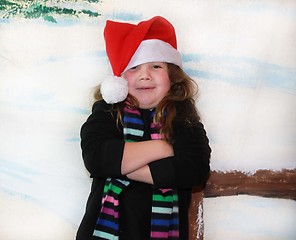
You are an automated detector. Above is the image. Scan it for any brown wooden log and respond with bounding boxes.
[188,169,296,240]
[204,169,296,200]
[189,187,204,240]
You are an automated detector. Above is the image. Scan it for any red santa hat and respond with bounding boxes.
[100,16,182,104]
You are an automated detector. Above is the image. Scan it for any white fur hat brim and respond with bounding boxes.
[123,39,182,73]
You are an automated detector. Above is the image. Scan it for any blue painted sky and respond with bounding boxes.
[182,54,296,94]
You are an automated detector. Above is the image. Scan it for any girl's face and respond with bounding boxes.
[122,62,171,109]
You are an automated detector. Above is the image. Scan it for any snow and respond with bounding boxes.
[204,195,296,240]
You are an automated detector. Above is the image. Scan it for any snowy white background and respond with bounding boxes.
[0,0,295,239]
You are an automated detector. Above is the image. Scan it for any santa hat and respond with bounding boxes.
[100,16,182,104]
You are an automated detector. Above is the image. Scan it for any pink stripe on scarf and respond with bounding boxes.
[101,195,119,206]
[124,107,141,115]
[159,188,171,193]
[101,207,119,218]
[169,230,179,237]
[151,133,162,140]
[151,230,179,238]
[151,231,169,238]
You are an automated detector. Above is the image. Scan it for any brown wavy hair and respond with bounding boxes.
[93,63,200,142]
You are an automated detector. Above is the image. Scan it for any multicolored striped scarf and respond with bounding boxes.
[92,106,179,239]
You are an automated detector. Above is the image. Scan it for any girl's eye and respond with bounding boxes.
[153,65,162,69]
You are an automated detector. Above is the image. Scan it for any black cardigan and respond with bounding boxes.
[76,100,211,240]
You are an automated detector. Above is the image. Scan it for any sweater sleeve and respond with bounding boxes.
[149,122,211,189]
[80,100,125,178]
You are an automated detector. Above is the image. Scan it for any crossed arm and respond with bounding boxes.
[122,140,174,184]
[81,101,210,189]
[80,101,174,185]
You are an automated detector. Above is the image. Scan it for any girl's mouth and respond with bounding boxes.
[137,87,155,90]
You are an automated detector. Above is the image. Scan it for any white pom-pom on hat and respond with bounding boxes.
[100,76,128,104]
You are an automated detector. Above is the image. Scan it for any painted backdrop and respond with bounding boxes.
[0,0,295,239]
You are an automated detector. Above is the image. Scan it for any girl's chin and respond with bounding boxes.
[139,102,157,109]
[136,97,161,109]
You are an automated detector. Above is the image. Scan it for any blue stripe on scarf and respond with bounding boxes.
[151,218,179,226]
[96,219,119,231]
[123,116,144,125]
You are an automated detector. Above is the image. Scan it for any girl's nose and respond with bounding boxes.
[139,67,151,80]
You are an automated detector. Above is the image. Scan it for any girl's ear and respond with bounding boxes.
[100,76,128,104]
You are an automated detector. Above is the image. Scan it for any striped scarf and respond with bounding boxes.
[93,106,179,239]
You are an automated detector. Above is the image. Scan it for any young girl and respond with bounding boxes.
[76,16,211,240]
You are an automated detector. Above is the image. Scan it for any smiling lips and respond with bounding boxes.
[137,87,155,91]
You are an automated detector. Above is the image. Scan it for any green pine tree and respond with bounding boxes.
[0,0,101,23]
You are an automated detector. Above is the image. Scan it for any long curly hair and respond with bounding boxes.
[93,63,200,142]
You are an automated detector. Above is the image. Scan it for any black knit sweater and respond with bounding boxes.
[76,100,211,240]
